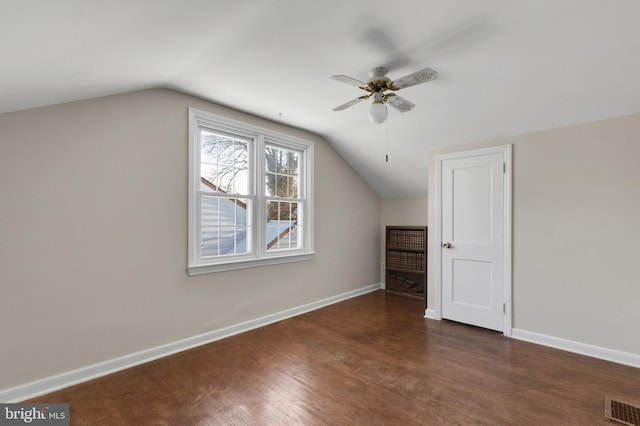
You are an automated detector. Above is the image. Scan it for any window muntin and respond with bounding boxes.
[188,108,314,275]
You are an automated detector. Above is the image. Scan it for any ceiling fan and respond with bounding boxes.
[331,66,437,124]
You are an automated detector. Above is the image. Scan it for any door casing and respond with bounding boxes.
[432,144,513,336]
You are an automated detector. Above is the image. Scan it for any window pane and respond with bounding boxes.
[266,200,300,251]
[265,147,277,174]
[265,172,276,197]
[265,146,300,198]
[201,196,220,256]
[288,176,299,198]
[276,174,287,197]
[201,195,250,256]
[234,198,248,228]
[201,129,249,194]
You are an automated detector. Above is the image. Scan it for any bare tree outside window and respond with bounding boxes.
[201,131,248,194]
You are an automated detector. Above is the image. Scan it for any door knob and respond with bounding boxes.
[442,242,451,249]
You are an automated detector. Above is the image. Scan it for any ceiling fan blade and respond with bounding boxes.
[385,94,415,112]
[360,26,411,71]
[361,26,399,54]
[391,68,437,90]
[331,75,367,88]
[332,95,369,111]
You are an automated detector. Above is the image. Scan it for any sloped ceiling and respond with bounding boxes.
[2,0,640,198]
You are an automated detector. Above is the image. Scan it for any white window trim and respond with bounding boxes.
[187,108,315,276]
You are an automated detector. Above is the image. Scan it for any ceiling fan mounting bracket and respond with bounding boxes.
[382,93,397,102]
[366,80,393,93]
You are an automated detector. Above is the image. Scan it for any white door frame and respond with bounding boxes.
[433,144,513,336]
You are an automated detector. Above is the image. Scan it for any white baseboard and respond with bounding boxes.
[511,328,640,369]
[1,283,383,403]
[424,308,437,319]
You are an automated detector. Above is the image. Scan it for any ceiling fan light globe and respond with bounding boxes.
[369,101,387,124]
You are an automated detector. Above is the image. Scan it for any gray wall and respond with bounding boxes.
[0,89,382,390]
[428,113,640,356]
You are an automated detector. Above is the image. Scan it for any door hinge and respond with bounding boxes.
[503,162,506,173]
[503,303,506,314]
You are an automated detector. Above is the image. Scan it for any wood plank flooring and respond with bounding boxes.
[30,290,640,425]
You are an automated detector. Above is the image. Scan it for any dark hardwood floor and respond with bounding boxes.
[30,290,640,425]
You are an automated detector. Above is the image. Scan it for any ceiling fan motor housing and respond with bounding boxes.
[368,67,392,91]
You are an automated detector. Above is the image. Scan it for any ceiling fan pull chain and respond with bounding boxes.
[385,116,389,163]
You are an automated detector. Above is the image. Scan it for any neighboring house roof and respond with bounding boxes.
[200,178,247,209]
[200,177,295,255]
[266,220,298,250]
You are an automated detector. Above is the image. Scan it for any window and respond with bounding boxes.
[188,108,314,275]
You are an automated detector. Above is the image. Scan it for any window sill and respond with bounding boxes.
[187,252,315,276]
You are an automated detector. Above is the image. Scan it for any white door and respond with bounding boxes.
[438,146,511,332]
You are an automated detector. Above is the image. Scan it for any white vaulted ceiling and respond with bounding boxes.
[2,0,640,198]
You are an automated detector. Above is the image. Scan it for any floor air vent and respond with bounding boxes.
[605,397,640,426]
